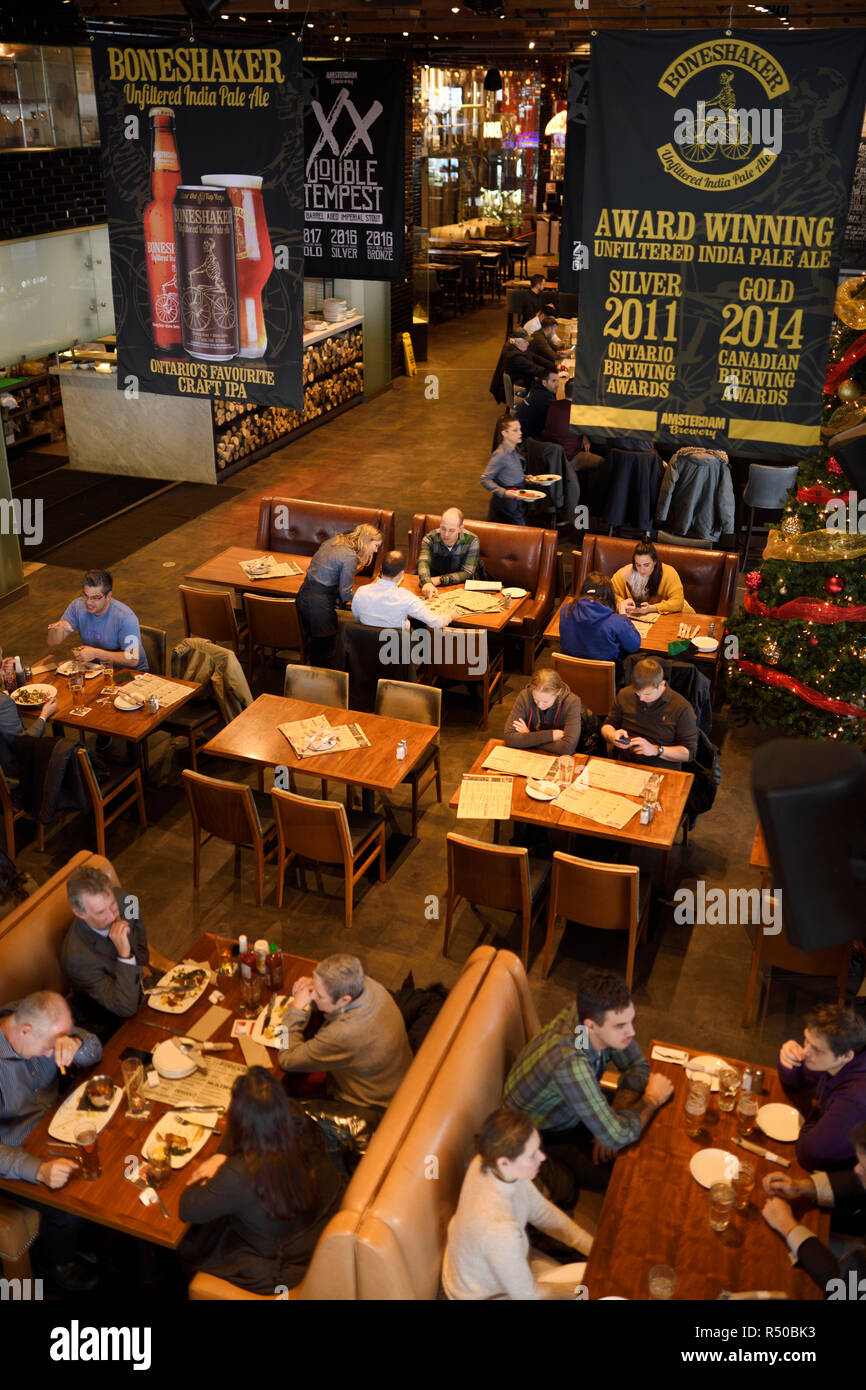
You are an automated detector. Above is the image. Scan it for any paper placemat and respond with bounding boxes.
[584,758,653,798]
[238,1034,271,1069]
[119,673,194,709]
[239,555,302,580]
[457,774,513,819]
[278,717,370,758]
[482,746,558,780]
[185,1004,232,1041]
[557,784,641,829]
[145,1056,247,1110]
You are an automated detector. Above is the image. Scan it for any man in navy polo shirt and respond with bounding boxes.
[47,568,147,672]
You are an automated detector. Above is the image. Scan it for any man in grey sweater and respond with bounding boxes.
[277,954,412,1116]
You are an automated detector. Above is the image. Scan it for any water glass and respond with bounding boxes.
[556,755,574,789]
[239,973,262,1018]
[737,1090,759,1137]
[122,1058,152,1120]
[648,1264,677,1300]
[718,1065,740,1112]
[733,1159,756,1211]
[709,1182,735,1232]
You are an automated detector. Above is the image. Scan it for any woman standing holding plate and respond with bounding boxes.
[481,418,528,526]
[295,524,382,667]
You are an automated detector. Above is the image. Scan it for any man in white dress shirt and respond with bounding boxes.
[351,551,450,630]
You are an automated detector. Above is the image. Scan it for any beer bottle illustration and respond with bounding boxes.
[143,108,183,351]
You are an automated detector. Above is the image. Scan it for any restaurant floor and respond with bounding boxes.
[4,300,856,1077]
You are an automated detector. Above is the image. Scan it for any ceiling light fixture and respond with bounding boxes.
[528,41,535,49]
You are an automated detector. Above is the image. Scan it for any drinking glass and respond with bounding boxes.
[214,938,235,977]
[718,1066,741,1113]
[648,1264,677,1300]
[684,1081,709,1138]
[101,664,116,694]
[147,1142,171,1189]
[122,1059,152,1120]
[556,755,574,789]
[239,973,262,1018]
[737,1091,759,1137]
[69,670,87,715]
[733,1159,756,1211]
[709,1182,735,1232]
[644,772,662,803]
[75,1120,101,1180]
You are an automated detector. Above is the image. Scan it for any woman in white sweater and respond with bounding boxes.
[442,1108,593,1300]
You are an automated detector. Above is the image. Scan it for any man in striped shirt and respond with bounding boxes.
[504,969,673,1205]
[417,509,481,600]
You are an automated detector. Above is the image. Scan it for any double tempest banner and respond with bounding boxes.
[91,40,304,407]
[571,30,866,459]
[303,60,405,280]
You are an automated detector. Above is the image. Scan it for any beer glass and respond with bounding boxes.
[684,1081,709,1138]
[147,1142,171,1189]
[732,1159,756,1211]
[718,1065,741,1113]
[69,670,87,716]
[75,1120,101,1180]
[709,1181,735,1232]
[737,1090,759,1137]
[101,663,116,694]
[122,1059,152,1120]
[201,174,273,358]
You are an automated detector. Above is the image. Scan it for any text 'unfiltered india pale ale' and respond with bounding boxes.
[143,108,183,351]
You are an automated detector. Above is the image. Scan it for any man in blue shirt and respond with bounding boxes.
[47,568,147,671]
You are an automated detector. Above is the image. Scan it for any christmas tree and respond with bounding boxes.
[727,276,866,743]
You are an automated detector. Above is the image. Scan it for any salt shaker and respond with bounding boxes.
[147,695,159,714]
[396,738,407,760]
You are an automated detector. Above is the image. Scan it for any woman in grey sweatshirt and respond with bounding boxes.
[504,667,581,757]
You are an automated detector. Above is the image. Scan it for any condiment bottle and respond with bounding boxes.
[268,942,283,991]
[254,939,269,976]
[237,934,255,984]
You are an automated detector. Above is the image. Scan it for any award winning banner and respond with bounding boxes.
[558,62,590,295]
[304,60,405,280]
[91,39,304,407]
[571,31,866,459]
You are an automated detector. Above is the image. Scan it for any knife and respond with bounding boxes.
[730,1135,790,1168]
[173,1105,226,1114]
[260,994,280,1036]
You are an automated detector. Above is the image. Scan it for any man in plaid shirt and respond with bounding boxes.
[417,509,481,599]
[504,969,673,1204]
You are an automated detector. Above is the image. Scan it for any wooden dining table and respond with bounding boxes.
[543,604,726,662]
[0,936,317,1249]
[184,546,313,599]
[24,662,201,754]
[202,693,438,814]
[401,575,528,632]
[450,740,692,876]
[582,1039,829,1300]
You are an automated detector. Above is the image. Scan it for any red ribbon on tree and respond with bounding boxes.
[744,591,866,622]
[825,331,866,392]
[735,660,866,718]
[796,483,854,506]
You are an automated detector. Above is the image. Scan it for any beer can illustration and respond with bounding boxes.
[173,185,239,361]
[201,175,274,359]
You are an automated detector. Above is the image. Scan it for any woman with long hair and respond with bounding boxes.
[504,666,581,757]
[481,416,527,526]
[610,540,693,617]
[295,523,382,667]
[442,1107,592,1300]
[178,1067,345,1294]
[560,571,642,678]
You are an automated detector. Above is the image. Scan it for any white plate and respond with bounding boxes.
[525,473,560,484]
[48,1077,123,1142]
[689,1148,740,1189]
[57,660,98,677]
[250,995,294,1049]
[10,683,57,707]
[142,1109,219,1168]
[502,586,528,599]
[526,779,560,801]
[147,960,211,1014]
[152,1039,198,1079]
[691,636,719,653]
[757,1103,803,1143]
[510,488,546,500]
[114,694,144,711]
[685,1055,727,1093]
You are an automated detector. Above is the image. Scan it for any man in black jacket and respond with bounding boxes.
[530,317,564,371]
[489,330,548,404]
[518,273,557,325]
[761,1120,866,1296]
[516,368,560,442]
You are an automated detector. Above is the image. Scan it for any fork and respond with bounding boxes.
[125,1169,169,1219]
[178,1116,222,1135]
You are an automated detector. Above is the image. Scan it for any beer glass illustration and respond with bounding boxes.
[202,174,274,358]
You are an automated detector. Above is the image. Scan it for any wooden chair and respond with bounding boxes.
[139,624,167,677]
[271,788,386,929]
[282,664,349,799]
[0,1200,39,1287]
[182,769,277,908]
[76,747,147,858]
[425,630,504,730]
[444,832,550,968]
[179,584,248,657]
[0,766,25,858]
[742,901,853,1028]
[243,593,305,683]
[542,852,651,986]
[375,679,441,837]
[551,651,616,717]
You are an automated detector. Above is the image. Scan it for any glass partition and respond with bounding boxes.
[0,43,99,150]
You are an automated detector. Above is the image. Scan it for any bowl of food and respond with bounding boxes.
[10,683,57,708]
[84,1075,115,1111]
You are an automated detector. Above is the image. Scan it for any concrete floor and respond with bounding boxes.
[2,299,852,1070]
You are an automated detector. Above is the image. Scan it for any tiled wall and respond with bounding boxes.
[0,147,106,241]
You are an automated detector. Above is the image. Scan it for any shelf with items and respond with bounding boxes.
[0,370,62,451]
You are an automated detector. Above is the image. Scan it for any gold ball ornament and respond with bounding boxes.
[835,276,866,330]
[837,377,862,403]
[780,515,802,538]
[762,639,781,665]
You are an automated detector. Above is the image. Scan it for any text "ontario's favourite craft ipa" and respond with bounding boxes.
[143,108,182,351]
[201,174,274,358]
[173,185,239,361]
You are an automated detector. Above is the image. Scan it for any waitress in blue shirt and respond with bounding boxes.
[481,418,527,525]
[47,568,147,671]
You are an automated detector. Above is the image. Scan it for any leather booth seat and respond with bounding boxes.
[189,947,540,1300]
[573,534,738,618]
[255,497,396,581]
[407,514,558,673]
